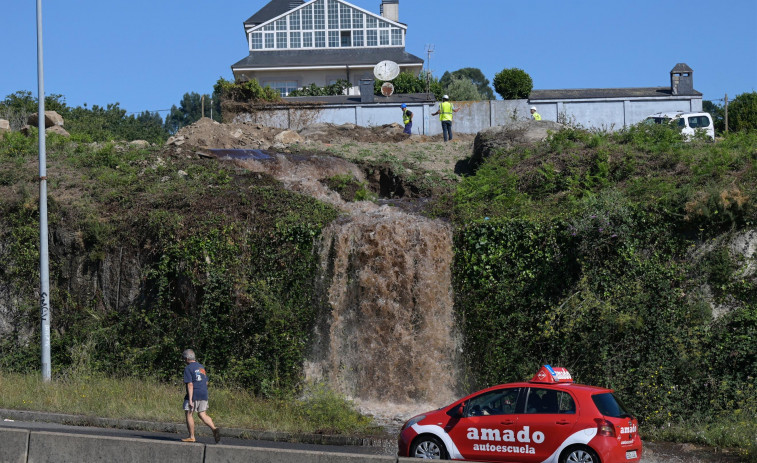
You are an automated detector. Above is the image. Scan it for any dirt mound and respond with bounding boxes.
[166,118,410,150]
[298,123,409,144]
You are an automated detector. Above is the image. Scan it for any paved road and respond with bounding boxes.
[1,419,742,462]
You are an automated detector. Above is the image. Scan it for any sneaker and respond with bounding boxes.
[213,427,221,443]
[181,437,195,443]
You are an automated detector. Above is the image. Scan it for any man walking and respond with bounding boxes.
[431,95,459,142]
[530,106,542,121]
[401,103,413,135]
[181,349,221,443]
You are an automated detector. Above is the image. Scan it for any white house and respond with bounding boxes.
[231,0,424,96]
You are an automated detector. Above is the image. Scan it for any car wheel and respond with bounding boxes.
[410,435,448,459]
[561,446,600,463]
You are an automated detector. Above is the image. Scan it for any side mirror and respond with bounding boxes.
[448,404,464,418]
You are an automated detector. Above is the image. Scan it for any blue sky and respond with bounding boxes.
[2,0,755,115]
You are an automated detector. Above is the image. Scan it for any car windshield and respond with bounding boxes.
[592,392,633,418]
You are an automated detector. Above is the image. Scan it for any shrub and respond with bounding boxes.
[493,68,533,100]
[728,91,757,132]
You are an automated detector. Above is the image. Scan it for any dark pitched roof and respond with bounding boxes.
[671,63,693,73]
[232,47,424,70]
[529,86,701,100]
[245,0,302,27]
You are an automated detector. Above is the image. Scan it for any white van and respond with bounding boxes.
[644,111,715,140]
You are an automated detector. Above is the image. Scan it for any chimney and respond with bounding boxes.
[380,0,399,22]
[670,63,694,96]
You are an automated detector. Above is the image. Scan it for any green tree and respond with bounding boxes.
[0,91,68,130]
[727,91,757,132]
[288,80,352,97]
[164,91,221,134]
[493,68,533,100]
[374,71,443,100]
[444,76,483,101]
[703,100,725,134]
[440,68,494,100]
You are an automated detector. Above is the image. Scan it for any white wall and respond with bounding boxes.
[234,96,702,134]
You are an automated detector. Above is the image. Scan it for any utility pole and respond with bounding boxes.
[724,93,729,134]
[210,98,213,121]
[36,0,52,382]
[201,95,205,119]
[425,44,435,98]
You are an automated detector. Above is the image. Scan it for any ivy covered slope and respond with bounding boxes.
[450,125,757,454]
[0,131,337,396]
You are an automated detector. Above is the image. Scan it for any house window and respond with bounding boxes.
[265,33,275,48]
[264,24,274,31]
[251,32,263,50]
[276,18,287,31]
[328,30,339,47]
[353,12,363,29]
[379,29,389,46]
[315,31,326,47]
[302,6,313,30]
[289,11,300,30]
[366,15,377,28]
[340,30,351,47]
[353,30,364,47]
[367,30,377,46]
[303,31,313,47]
[391,28,402,46]
[328,1,338,29]
[265,81,299,97]
[379,20,390,28]
[276,32,288,48]
[290,32,301,48]
[313,0,325,30]
[340,4,351,29]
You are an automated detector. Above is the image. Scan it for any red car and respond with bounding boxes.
[398,366,641,463]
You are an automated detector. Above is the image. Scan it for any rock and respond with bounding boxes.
[46,125,70,137]
[177,170,189,179]
[273,130,304,145]
[129,140,150,148]
[166,135,185,146]
[0,119,10,134]
[28,111,64,128]
[471,120,564,168]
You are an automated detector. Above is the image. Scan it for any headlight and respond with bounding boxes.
[401,414,426,431]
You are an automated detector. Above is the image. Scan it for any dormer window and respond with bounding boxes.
[247,0,405,51]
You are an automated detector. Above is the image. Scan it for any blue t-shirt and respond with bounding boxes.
[183,362,209,401]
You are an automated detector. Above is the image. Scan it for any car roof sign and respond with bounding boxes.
[530,365,573,383]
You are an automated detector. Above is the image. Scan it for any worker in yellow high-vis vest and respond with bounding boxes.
[530,106,542,121]
[431,95,460,142]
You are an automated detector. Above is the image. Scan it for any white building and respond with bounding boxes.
[231,0,424,96]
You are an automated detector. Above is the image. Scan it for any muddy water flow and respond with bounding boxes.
[233,153,459,422]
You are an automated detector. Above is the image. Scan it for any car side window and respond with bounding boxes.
[525,388,575,414]
[688,116,699,128]
[465,388,520,417]
[677,118,686,128]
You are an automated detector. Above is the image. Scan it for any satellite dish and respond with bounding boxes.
[374,60,400,81]
[381,82,395,97]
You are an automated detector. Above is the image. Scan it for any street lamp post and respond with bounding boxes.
[36,0,52,382]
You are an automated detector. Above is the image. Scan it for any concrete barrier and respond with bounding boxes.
[27,431,205,463]
[0,428,29,463]
[204,445,396,463]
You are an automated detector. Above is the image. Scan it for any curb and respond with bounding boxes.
[0,409,393,448]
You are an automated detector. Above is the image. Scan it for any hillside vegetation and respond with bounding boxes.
[0,123,756,459]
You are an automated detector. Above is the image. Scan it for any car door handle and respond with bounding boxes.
[555,420,572,425]
[500,420,516,425]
